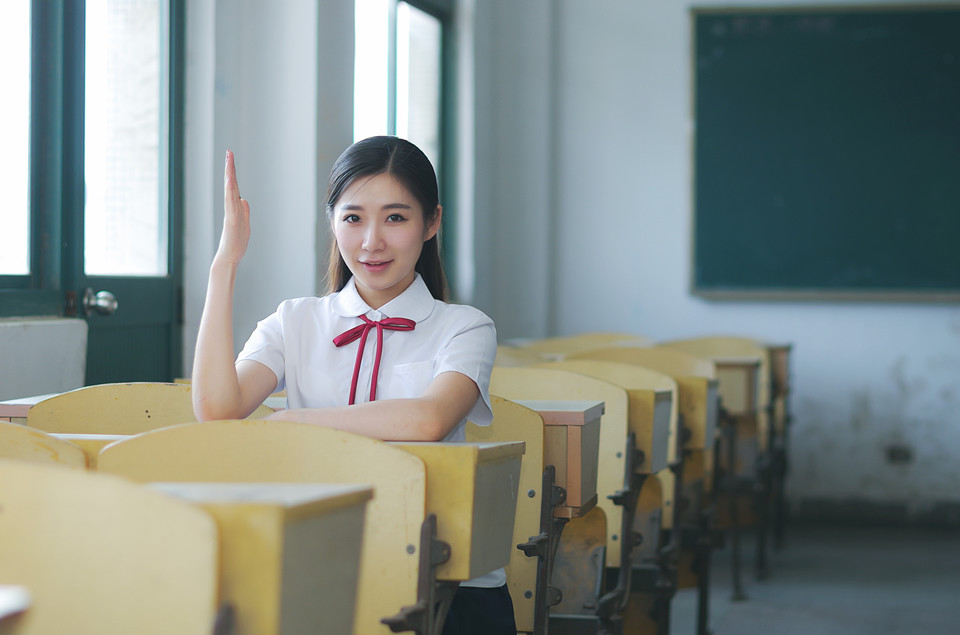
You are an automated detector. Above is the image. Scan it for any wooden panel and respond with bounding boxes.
[0,422,87,469]
[97,420,425,635]
[0,460,218,634]
[26,382,273,435]
[151,482,372,635]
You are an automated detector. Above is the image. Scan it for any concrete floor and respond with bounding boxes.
[670,524,960,635]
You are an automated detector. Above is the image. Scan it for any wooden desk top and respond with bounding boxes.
[149,482,374,522]
[513,400,604,426]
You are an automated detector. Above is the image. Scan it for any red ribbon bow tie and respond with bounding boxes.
[333,314,416,405]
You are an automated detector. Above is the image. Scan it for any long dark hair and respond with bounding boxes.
[324,136,447,301]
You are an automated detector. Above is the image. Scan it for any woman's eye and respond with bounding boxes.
[343,214,361,223]
[387,213,406,223]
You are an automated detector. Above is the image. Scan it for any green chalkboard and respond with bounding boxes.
[693,8,960,299]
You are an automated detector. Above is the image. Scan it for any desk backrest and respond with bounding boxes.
[97,420,426,635]
[0,460,218,635]
[26,382,274,434]
[0,422,87,469]
[490,367,631,571]
[517,332,653,359]
[565,346,719,451]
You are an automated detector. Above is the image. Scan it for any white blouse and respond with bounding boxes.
[237,274,496,441]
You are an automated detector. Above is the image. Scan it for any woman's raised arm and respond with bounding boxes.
[192,151,275,420]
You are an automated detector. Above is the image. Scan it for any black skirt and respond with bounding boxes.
[442,584,517,635]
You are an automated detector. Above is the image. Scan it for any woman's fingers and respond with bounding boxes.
[224,150,243,202]
[217,150,251,264]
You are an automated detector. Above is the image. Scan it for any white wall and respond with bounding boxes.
[471,0,960,513]
[182,0,353,373]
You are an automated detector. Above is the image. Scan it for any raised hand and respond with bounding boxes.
[216,150,251,265]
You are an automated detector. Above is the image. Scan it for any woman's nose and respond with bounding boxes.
[362,224,383,251]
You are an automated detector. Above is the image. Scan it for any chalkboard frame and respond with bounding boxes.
[691,5,960,302]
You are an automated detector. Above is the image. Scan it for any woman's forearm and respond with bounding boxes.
[265,399,448,441]
[192,259,245,420]
[264,371,480,441]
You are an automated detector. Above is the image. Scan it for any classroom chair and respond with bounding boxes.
[25,382,274,435]
[492,365,671,634]
[565,346,723,635]
[537,360,680,635]
[0,460,220,635]
[660,336,784,580]
[0,421,88,469]
[97,420,426,635]
[516,332,653,360]
[97,420,522,635]
[469,396,602,634]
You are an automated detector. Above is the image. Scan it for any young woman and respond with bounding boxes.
[191,136,515,634]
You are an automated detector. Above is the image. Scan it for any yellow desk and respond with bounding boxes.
[151,482,372,635]
[514,400,603,518]
[391,441,524,582]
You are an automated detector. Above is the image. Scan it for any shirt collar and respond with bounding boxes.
[331,274,436,322]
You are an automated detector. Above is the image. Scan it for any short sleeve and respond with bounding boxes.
[434,312,497,428]
[236,306,285,393]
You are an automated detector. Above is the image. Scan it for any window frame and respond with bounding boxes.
[0,0,184,319]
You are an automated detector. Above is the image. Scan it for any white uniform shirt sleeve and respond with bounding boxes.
[434,311,497,429]
[236,304,286,394]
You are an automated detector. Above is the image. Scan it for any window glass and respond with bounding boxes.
[396,2,441,171]
[0,1,32,275]
[354,0,390,141]
[84,0,168,276]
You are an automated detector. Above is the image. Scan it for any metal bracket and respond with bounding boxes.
[381,514,458,635]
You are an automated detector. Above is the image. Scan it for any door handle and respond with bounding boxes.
[83,288,118,316]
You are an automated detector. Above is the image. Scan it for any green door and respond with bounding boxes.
[64,0,184,384]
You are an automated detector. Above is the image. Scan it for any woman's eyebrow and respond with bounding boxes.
[340,202,412,211]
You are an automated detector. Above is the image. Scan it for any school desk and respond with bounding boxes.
[150,482,372,635]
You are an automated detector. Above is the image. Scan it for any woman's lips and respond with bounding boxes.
[361,260,391,272]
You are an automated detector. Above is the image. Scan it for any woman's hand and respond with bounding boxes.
[215,150,251,266]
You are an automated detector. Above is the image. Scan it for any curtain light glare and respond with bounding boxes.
[0,1,32,275]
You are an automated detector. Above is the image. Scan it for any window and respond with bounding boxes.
[354,0,444,174]
[353,0,458,292]
[0,0,182,318]
[0,2,31,277]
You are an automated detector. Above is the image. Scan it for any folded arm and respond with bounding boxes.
[264,370,480,441]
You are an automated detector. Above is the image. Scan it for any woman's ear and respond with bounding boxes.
[424,205,442,241]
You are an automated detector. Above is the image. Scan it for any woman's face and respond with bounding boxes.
[332,173,440,309]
